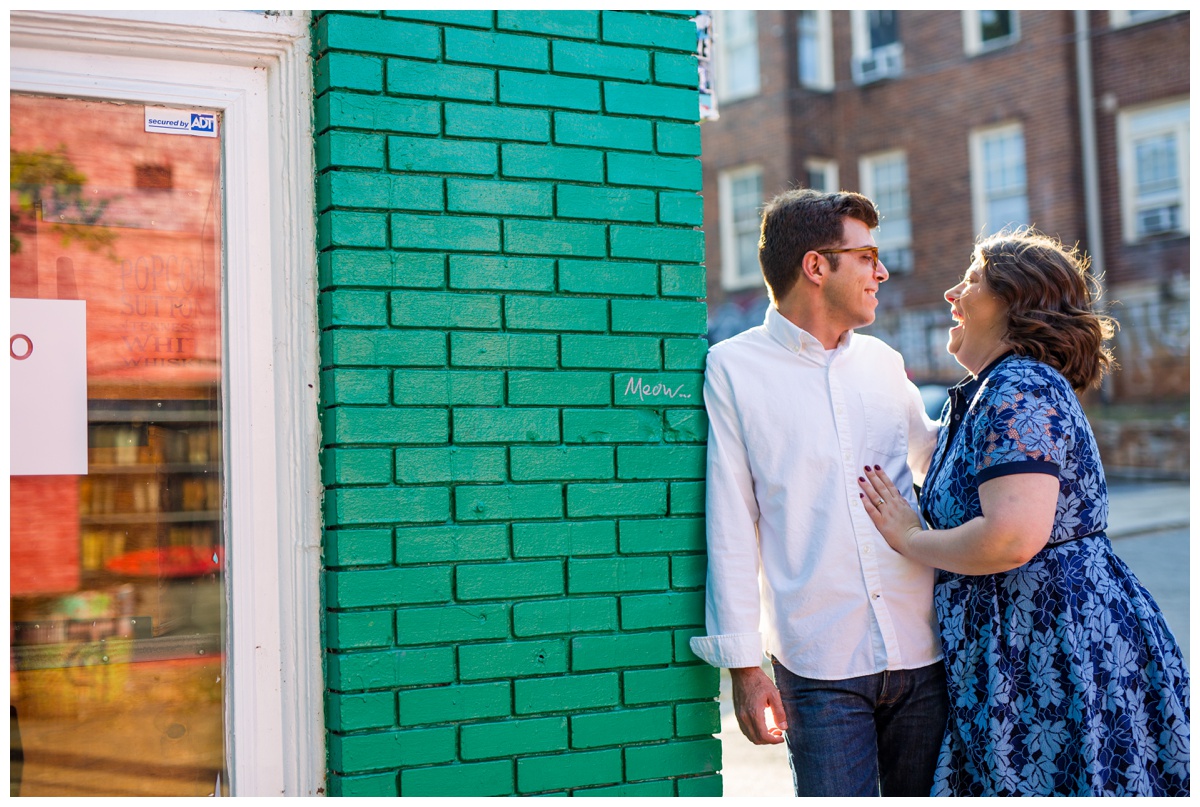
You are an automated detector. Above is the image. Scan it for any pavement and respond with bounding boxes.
[715,480,1192,798]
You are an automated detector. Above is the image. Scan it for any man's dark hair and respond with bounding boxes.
[757,189,880,301]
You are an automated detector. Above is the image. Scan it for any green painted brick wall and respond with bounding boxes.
[315,9,716,797]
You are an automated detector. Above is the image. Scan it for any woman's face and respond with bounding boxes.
[944,258,1010,375]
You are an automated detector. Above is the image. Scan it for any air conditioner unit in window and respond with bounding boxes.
[1138,205,1180,236]
[852,43,904,85]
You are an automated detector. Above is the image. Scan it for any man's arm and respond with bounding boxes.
[731,666,788,744]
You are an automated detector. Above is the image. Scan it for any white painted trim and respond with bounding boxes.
[10,10,322,797]
[858,149,912,272]
[1115,98,1191,243]
[797,10,834,92]
[962,10,1021,57]
[968,121,1028,238]
[1109,10,1183,29]
[803,157,840,194]
[714,9,761,103]
[718,164,765,291]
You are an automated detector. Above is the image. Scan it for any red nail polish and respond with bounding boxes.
[863,466,871,472]
[873,465,880,471]
[858,476,865,482]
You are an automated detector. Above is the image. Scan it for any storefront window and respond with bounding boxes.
[10,94,227,796]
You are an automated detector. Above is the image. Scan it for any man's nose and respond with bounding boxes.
[875,258,889,282]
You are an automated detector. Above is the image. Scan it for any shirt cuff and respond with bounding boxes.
[689,632,765,669]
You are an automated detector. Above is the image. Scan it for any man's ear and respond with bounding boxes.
[799,250,824,286]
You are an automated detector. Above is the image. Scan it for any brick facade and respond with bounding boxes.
[314,10,720,796]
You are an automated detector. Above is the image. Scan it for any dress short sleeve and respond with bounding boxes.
[972,378,1069,485]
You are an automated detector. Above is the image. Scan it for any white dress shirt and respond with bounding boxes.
[689,306,942,680]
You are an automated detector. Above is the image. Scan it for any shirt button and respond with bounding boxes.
[954,414,961,421]
[872,593,881,599]
[863,544,873,555]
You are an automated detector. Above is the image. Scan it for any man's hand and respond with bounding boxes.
[730,666,787,745]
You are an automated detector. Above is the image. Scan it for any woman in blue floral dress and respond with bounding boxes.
[857,230,1189,796]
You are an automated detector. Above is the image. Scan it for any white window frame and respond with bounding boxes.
[10,10,323,797]
[1117,99,1190,243]
[858,150,913,274]
[1110,10,1183,28]
[714,9,760,103]
[962,10,1020,56]
[969,122,1030,237]
[804,158,840,193]
[797,10,834,92]
[718,164,765,291]
[850,10,904,85]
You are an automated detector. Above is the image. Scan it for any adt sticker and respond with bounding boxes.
[145,107,218,138]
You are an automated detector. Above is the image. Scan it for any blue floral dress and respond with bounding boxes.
[920,354,1189,796]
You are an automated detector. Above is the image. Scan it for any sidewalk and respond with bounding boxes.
[716,480,1191,797]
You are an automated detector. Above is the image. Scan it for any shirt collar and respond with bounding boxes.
[764,305,853,359]
[950,350,1016,403]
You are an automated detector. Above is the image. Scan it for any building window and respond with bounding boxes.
[970,123,1029,236]
[851,10,903,85]
[963,11,1019,55]
[715,10,760,102]
[719,165,764,290]
[797,10,834,91]
[859,151,912,273]
[1118,100,1189,242]
[804,158,839,193]
[1110,10,1183,28]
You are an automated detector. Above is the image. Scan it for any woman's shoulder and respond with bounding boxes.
[979,355,1078,407]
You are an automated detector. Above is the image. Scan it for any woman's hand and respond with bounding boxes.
[857,465,923,555]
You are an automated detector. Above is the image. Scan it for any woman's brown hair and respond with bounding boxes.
[976,228,1117,391]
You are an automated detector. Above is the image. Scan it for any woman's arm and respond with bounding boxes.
[858,466,1058,575]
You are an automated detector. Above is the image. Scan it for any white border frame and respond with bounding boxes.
[1116,98,1191,243]
[968,121,1029,238]
[803,157,840,194]
[962,10,1021,56]
[858,149,913,273]
[714,9,761,103]
[718,164,765,291]
[10,10,322,797]
[796,10,834,92]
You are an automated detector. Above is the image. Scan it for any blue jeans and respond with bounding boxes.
[771,658,947,797]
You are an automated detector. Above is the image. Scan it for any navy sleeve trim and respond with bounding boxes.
[976,460,1061,485]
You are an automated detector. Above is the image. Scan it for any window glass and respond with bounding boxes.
[720,10,760,100]
[864,153,912,272]
[730,171,764,283]
[979,11,1014,43]
[975,126,1029,233]
[868,11,899,50]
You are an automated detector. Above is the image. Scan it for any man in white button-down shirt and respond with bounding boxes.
[690,189,946,796]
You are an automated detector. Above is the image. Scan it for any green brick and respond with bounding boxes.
[600,11,697,51]
[567,556,669,594]
[401,760,514,798]
[321,289,388,328]
[512,597,618,637]
[322,368,391,405]
[654,51,700,87]
[326,565,451,607]
[388,135,497,175]
[669,481,705,515]
[395,603,511,645]
[659,193,704,227]
[322,329,447,368]
[504,220,606,257]
[327,690,395,731]
[676,775,723,797]
[512,521,617,558]
[571,631,672,671]
[316,52,383,94]
[391,290,501,330]
[383,10,493,27]
[323,447,392,485]
[568,482,667,517]
[328,726,456,774]
[675,701,721,737]
[510,445,614,480]
[328,771,397,797]
[656,121,702,156]
[459,638,569,681]
[505,296,608,332]
[391,213,501,252]
[551,40,650,81]
[558,185,655,223]
[453,408,560,443]
[393,370,504,406]
[326,646,455,691]
[319,210,388,249]
[626,738,721,781]
[570,705,673,749]
[456,484,564,522]
[499,71,600,111]
[325,527,393,567]
[327,609,395,650]
[610,224,704,262]
[317,131,385,171]
[319,15,441,60]
[673,628,704,663]
[506,367,611,408]
[446,28,549,70]
[664,408,708,441]
[326,407,448,445]
[558,260,658,297]
[319,171,443,213]
[450,255,555,291]
[620,591,705,630]
[515,673,620,715]
[619,517,705,554]
[576,780,674,797]
[320,250,444,289]
[608,152,701,191]
[624,666,720,706]
[394,446,506,483]
[615,372,703,407]
[316,92,440,136]
[604,81,698,122]
[562,409,662,443]
[461,716,568,760]
[497,10,599,40]
[394,523,510,564]
[501,143,604,183]
[663,338,709,371]
[553,111,653,151]
[560,334,660,370]
[325,486,450,527]
[450,332,558,368]
[457,559,564,600]
[618,445,705,480]
[399,681,511,726]
[386,58,496,102]
[670,554,707,589]
[446,178,554,217]
[445,103,550,142]
[517,748,622,793]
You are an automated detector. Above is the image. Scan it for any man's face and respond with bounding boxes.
[821,218,888,332]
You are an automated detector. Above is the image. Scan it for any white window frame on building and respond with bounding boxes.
[858,150,913,274]
[1110,10,1184,28]
[850,10,904,85]
[1117,99,1190,242]
[714,9,761,103]
[804,158,840,193]
[10,10,323,796]
[797,10,834,91]
[962,10,1020,56]
[718,164,765,291]
[969,122,1030,237]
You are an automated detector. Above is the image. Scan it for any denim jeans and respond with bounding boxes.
[771,658,948,797]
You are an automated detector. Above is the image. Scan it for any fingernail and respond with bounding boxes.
[858,476,865,482]
[863,465,871,472]
[859,493,864,498]
[873,465,880,470]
